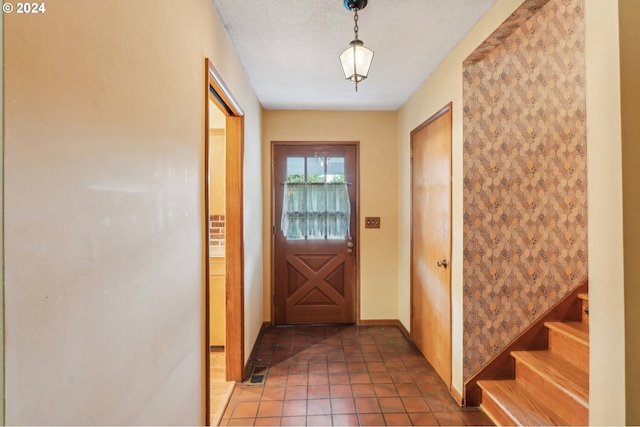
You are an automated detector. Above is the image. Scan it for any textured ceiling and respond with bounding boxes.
[211,0,497,111]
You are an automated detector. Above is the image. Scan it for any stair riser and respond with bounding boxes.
[480,394,517,426]
[548,329,589,372]
[515,361,588,426]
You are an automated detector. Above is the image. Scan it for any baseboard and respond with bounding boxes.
[450,385,463,406]
[359,319,411,340]
[243,321,271,381]
[395,320,411,340]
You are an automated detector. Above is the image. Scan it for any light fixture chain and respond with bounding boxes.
[353,9,359,40]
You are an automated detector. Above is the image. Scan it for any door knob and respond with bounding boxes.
[437,259,448,268]
[347,248,353,254]
[347,242,354,248]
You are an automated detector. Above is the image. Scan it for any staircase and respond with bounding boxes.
[478,292,589,426]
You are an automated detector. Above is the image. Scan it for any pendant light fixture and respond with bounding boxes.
[339,0,374,92]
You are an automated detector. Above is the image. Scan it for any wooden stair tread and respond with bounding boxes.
[545,321,589,345]
[577,293,588,301]
[478,379,572,426]
[511,350,589,406]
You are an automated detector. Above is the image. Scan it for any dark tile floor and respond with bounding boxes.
[220,325,493,426]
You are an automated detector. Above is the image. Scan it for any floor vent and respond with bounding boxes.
[248,366,268,385]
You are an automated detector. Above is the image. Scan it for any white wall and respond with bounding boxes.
[3,1,262,424]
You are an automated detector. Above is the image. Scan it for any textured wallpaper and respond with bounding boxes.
[462,0,587,380]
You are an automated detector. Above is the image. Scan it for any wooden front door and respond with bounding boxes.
[273,143,358,325]
[411,104,452,387]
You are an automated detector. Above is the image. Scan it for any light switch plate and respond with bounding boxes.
[365,217,381,228]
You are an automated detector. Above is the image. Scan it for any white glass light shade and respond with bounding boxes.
[339,39,374,83]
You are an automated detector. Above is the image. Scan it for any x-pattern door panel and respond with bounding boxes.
[285,253,347,321]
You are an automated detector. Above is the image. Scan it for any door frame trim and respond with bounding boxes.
[270,141,360,325]
[409,102,453,387]
[204,58,245,423]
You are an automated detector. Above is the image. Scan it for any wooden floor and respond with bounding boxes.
[210,350,235,426]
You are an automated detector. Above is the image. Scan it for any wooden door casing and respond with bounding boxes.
[204,58,245,426]
[410,104,453,388]
[205,59,245,382]
[272,143,358,325]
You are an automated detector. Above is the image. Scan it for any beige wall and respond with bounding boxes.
[398,0,627,421]
[620,0,640,423]
[584,0,626,424]
[262,111,398,321]
[397,0,524,398]
[3,1,262,424]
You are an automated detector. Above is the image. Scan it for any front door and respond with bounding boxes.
[411,104,452,388]
[273,143,358,325]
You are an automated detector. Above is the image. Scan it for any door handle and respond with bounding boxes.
[347,241,354,254]
[437,259,448,268]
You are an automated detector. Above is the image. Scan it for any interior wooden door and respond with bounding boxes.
[273,143,358,325]
[411,104,452,387]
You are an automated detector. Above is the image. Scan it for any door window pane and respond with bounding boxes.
[327,157,345,183]
[286,157,305,183]
[306,157,325,183]
[281,156,350,240]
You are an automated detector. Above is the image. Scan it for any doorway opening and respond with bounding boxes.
[204,59,245,425]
